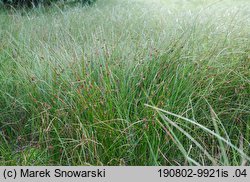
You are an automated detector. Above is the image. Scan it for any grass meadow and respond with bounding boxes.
[0,0,249,165]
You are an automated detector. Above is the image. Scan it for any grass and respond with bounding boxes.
[0,0,249,165]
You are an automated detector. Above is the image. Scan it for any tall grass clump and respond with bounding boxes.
[0,0,249,165]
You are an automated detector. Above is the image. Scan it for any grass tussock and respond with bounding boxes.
[0,0,250,165]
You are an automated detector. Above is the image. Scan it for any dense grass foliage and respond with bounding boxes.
[0,0,249,165]
[0,0,95,7]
